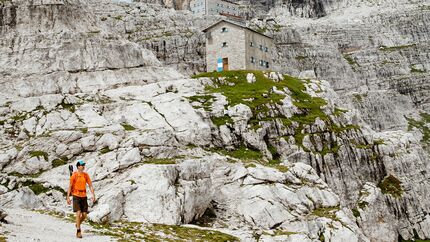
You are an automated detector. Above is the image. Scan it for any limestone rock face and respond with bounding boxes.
[0,0,429,241]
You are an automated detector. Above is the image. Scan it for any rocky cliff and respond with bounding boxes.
[0,0,429,241]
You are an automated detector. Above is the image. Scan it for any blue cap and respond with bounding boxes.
[76,160,86,167]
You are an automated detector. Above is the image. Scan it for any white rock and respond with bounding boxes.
[247,73,256,83]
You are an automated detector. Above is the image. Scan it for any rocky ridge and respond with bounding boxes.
[0,0,429,241]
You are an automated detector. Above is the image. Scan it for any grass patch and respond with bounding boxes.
[187,95,215,112]
[29,150,49,161]
[216,145,263,161]
[121,123,136,131]
[295,55,308,61]
[22,180,66,196]
[352,208,360,218]
[267,159,289,173]
[373,139,385,145]
[60,102,75,113]
[100,147,111,154]
[144,158,176,165]
[407,113,430,148]
[311,206,340,221]
[52,158,68,168]
[343,54,358,66]
[211,115,233,127]
[256,26,268,34]
[333,108,348,116]
[193,70,358,154]
[193,70,329,131]
[353,94,363,102]
[410,65,426,73]
[319,142,340,156]
[379,44,416,51]
[378,175,403,198]
[86,219,239,242]
[11,113,28,122]
[358,201,368,209]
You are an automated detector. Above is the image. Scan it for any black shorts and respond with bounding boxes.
[73,196,88,213]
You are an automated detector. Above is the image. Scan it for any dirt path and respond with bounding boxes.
[0,208,114,242]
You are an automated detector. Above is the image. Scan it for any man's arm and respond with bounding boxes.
[89,184,96,203]
[67,174,74,205]
[86,174,96,203]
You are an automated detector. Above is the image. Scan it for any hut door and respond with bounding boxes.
[222,58,229,71]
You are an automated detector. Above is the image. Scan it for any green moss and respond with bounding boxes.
[333,108,348,116]
[121,123,136,131]
[358,201,368,209]
[352,208,360,218]
[0,120,5,125]
[379,44,416,51]
[331,124,360,133]
[35,209,75,222]
[410,65,426,73]
[52,158,67,168]
[295,55,308,61]
[80,127,89,134]
[272,230,297,236]
[144,158,176,165]
[373,139,385,145]
[381,60,395,65]
[319,233,325,242]
[224,146,262,160]
[343,54,358,66]
[149,224,239,241]
[21,180,50,195]
[354,143,372,149]
[8,171,25,178]
[378,175,403,198]
[87,219,239,242]
[267,160,289,173]
[406,113,430,148]
[100,147,111,154]
[211,115,233,126]
[319,142,340,156]
[12,113,28,122]
[311,206,340,221]
[29,150,48,161]
[193,70,356,154]
[256,26,268,34]
[353,94,363,102]
[114,15,123,20]
[187,95,214,111]
[60,102,75,113]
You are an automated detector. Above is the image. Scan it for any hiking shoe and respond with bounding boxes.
[76,229,82,238]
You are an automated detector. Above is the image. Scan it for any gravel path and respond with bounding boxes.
[0,208,114,242]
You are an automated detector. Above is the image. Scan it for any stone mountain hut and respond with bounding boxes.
[203,20,275,72]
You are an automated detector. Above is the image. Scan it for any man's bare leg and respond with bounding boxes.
[76,211,82,238]
[80,212,87,224]
[76,211,82,228]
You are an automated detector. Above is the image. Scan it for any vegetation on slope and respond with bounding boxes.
[192,70,359,160]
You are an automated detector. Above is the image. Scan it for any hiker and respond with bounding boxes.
[67,160,96,238]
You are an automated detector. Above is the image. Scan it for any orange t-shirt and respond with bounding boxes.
[70,172,92,198]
